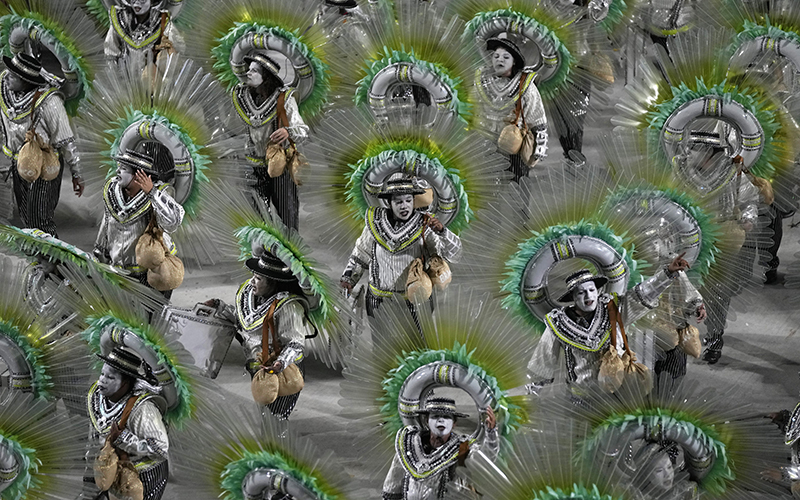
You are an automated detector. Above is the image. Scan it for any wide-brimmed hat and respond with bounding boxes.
[325,0,358,7]
[243,53,282,80]
[246,250,296,282]
[3,53,46,86]
[486,35,525,72]
[97,346,146,380]
[377,173,426,200]
[557,269,608,303]
[415,397,469,418]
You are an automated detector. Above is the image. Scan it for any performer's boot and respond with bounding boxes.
[702,335,723,364]
[564,150,586,176]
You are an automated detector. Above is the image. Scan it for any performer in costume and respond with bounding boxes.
[104,0,184,66]
[0,53,82,235]
[340,173,462,317]
[382,397,498,500]
[82,346,169,500]
[232,53,308,230]
[213,247,314,420]
[93,149,184,297]
[474,35,547,182]
[527,255,689,396]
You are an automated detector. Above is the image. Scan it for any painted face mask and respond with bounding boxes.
[130,0,152,16]
[117,165,136,189]
[390,194,414,221]
[428,414,454,440]
[492,47,514,77]
[573,281,599,313]
[98,364,126,398]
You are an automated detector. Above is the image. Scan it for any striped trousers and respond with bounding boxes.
[12,160,63,236]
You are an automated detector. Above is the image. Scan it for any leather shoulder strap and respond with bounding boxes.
[118,395,139,430]
[260,299,280,363]
[277,91,288,129]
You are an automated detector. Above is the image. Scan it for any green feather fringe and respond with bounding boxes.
[0,320,51,401]
[234,224,333,325]
[0,11,92,116]
[211,22,330,119]
[86,0,110,28]
[597,0,628,35]
[355,47,472,120]
[343,146,474,235]
[105,108,210,217]
[81,314,195,428]
[0,225,131,288]
[732,19,800,52]
[220,449,340,500]
[583,408,734,495]
[646,78,781,180]
[600,187,721,282]
[379,342,526,439]
[464,9,574,101]
[0,433,40,500]
[531,484,616,500]
[500,220,646,335]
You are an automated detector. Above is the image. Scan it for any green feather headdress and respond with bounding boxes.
[340,289,534,476]
[0,256,91,407]
[500,220,646,334]
[302,108,508,264]
[463,8,576,101]
[81,312,196,428]
[0,0,104,115]
[234,222,336,325]
[211,22,330,119]
[179,0,329,119]
[171,403,351,500]
[0,391,88,500]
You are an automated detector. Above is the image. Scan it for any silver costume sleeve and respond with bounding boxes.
[522,82,548,160]
[114,401,169,461]
[275,301,310,369]
[381,453,406,500]
[527,326,561,383]
[623,269,675,324]
[104,26,123,60]
[284,92,309,144]
[150,185,185,233]
[426,226,462,263]
[164,22,185,53]
[674,271,703,324]
[40,94,80,177]
[471,427,499,462]
[739,175,761,224]
[93,212,111,263]
[342,225,372,285]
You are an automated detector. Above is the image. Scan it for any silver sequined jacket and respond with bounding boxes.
[474,70,548,159]
[382,426,499,500]
[93,178,184,273]
[0,74,79,176]
[528,269,677,392]
[232,85,309,166]
[104,6,185,65]
[341,207,462,297]
[220,282,312,370]
[87,384,169,473]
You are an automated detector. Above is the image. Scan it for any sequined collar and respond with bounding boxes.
[395,426,471,479]
[235,281,299,331]
[546,294,613,352]
[102,178,154,224]
[87,383,149,433]
[366,207,425,253]
[232,85,280,127]
[0,72,47,122]
[110,5,164,49]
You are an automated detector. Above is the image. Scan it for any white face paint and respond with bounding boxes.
[390,194,414,221]
[492,47,514,78]
[130,0,151,16]
[245,62,264,88]
[649,453,674,491]
[573,281,599,313]
[251,273,274,297]
[97,364,126,398]
[117,164,136,189]
[428,413,454,440]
